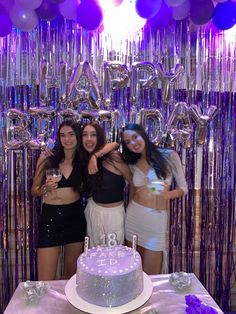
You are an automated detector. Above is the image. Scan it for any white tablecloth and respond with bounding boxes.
[4,273,223,314]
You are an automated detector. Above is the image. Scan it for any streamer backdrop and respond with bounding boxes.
[0,17,236,313]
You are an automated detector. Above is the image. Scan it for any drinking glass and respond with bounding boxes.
[146,180,165,195]
[46,168,62,200]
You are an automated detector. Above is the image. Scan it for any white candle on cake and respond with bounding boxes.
[132,235,137,257]
[101,234,106,246]
[84,236,89,256]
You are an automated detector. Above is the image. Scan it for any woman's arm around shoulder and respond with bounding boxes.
[88,142,119,174]
[96,142,119,158]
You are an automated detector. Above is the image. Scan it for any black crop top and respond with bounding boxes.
[90,167,125,204]
[57,166,76,189]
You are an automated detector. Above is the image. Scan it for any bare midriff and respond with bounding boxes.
[43,187,80,205]
[95,201,123,208]
[133,186,169,210]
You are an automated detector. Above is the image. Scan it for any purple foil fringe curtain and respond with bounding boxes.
[1,90,235,313]
[169,92,236,312]
[0,19,236,313]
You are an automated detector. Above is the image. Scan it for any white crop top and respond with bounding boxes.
[130,149,188,195]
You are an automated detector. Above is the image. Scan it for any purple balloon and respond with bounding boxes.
[59,0,79,20]
[36,0,59,20]
[135,0,162,19]
[0,5,12,37]
[0,0,14,12]
[49,0,66,3]
[212,1,236,30]
[164,0,186,7]
[190,0,214,25]
[15,0,43,10]
[172,0,190,21]
[146,1,171,29]
[10,6,39,32]
[76,0,103,31]
[204,20,220,34]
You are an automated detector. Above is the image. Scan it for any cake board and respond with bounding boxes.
[65,272,153,314]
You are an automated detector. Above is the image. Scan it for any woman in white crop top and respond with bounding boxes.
[121,123,188,275]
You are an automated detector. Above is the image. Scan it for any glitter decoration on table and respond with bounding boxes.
[169,272,192,291]
[23,281,49,304]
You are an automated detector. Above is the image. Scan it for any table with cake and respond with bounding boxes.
[4,237,223,314]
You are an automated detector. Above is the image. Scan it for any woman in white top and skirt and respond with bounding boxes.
[121,124,188,275]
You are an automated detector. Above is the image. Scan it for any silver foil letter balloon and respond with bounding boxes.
[103,61,130,108]
[5,109,29,150]
[130,61,156,106]
[156,63,184,104]
[139,108,164,145]
[28,107,56,150]
[189,104,218,145]
[68,61,101,110]
[166,102,192,147]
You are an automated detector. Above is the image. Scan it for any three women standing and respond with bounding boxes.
[32,120,187,278]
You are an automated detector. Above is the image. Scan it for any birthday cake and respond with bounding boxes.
[76,244,143,307]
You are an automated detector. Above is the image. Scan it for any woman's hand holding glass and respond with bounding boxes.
[45,169,62,200]
[145,178,164,194]
[145,178,170,198]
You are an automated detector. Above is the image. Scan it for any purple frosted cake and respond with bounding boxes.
[76,244,143,307]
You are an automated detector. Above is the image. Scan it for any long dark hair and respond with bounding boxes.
[80,122,117,196]
[44,119,83,192]
[121,123,170,179]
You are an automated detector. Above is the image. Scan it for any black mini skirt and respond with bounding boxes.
[38,199,86,248]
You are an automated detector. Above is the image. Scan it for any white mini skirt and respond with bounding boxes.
[125,200,168,272]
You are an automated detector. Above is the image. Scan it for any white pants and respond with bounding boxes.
[85,198,125,247]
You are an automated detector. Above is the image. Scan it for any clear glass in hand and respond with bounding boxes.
[146,180,165,195]
[46,168,62,200]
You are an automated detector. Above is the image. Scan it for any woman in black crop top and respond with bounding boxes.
[31,120,86,280]
[80,122,133,247]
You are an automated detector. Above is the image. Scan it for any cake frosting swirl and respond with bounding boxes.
[76,244,143,307]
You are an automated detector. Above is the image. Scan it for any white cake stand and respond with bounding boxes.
[65,272,153,314]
